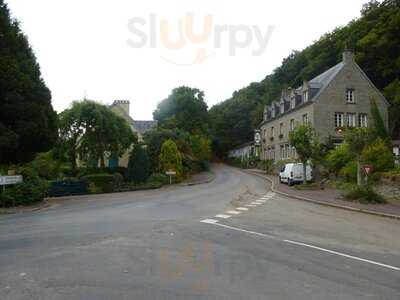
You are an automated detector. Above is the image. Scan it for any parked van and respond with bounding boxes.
[279,163,312,186]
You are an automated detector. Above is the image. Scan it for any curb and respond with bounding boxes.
[0,201,54,215]
[182,171,216,186]
[243,169,400,221]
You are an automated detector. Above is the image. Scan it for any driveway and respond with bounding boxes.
[0,164,399,299]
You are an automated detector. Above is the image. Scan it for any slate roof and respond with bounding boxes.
[132,120,158,135]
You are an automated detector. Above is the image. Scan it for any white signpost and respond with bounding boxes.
[165,170,176,185]
[0,175,23,191]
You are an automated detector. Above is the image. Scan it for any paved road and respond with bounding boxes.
[0,164,399,299]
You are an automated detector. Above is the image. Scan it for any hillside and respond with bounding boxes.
[209,0,400,156]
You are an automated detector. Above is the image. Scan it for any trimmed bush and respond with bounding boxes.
[362,138,394,172]
[159,139,183,179]
[81,173,122,193]
[343,184,386,204]
[148,173,169,185]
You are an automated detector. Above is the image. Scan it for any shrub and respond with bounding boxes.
[361,138,394,172]
[326,144,355,177]
[148,173,169,185]
[159,139,183,179]
[0,166,48,207]
[339,161,357,182]
[29,151,62,180]
[127,145,151,184]
[81,173,122,193]
[343,184,386,204]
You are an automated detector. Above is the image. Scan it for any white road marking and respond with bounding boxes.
[226,210,241,215]
[245,205,257,207]
[201,222,400,272]
[200,219,219,224]
[250,202,261,205]
[237,207,249,211]
[255,201,266,204]
[284,239,400,272]
[215,214,231,219]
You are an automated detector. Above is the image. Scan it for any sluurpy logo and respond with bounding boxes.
[127,13,275,66]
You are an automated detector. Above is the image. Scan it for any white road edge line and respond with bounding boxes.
[201,222,400,272]
[237,207,249,211]
[283,239,400,272]
[200,219,219,224]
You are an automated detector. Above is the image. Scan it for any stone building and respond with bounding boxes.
[108,100,157,167]
[228,141,256,161]
[259,50,389,162]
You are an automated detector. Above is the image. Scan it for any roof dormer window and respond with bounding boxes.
[271,106,275,118]
[280,102,284,114]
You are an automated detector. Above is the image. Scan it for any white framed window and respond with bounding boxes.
[359,113,368,128]
[290,119,295,131]
[346,89,355,103]
[280,102,285,114]
[280,145,284,159]
[347,113,356,127]
[335,113,344,128]
[279,123,284,135]
[302,114,308,124]
[290,97,296,109]
[271,127,274,137]
[303,90,309,102]
[271,106,275,118]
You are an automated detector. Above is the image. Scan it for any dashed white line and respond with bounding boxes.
[237,207,249,211]
[226,210,241,215]
[245,205,257,207]
[200,219,219,224]
[250,202,261,205]
[215,214,231,219]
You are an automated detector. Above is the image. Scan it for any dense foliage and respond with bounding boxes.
[58,100,137,170]
[209,0,400,155]
[159,139,183,180]
[0,1,57,164]
[153,86,209,135]
[127,145,151,184]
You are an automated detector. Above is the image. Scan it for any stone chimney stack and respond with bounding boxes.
[343,49,355,64]
[112,100,130,115]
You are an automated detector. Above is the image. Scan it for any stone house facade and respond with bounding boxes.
[259,50,389,162]
[228,142,255,161]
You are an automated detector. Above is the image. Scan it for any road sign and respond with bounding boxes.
[0,175,23,186]
[165,171,176,176]
[363,165,373,175]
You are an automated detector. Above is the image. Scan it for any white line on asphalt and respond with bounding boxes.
[245,205,258,207]
[237,207,249,211]
[215,214,231,219]
[200,219,219,224]
[250,202,261,205]
[201,222,400,272]
[283,239,400,272]
[226,210,241,215]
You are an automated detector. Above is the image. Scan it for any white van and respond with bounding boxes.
[279,163,312,186]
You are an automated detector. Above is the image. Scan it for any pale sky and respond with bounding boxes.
[6,0,368,120]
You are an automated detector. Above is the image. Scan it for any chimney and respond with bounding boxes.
[112,100,130,115]
[343,49,355,64]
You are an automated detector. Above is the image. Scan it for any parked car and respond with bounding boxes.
[279,163,312,186]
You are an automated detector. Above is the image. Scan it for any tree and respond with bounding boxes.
[127,145,151,184]
[289,124,321,184]
[344,128,373,186]
[159,139,183,179]
[370,98,390,143]
[58,100,136,169]
[153,86,209,135]
[0,1,57,164]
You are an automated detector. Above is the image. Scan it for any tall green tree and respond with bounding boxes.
[0,1,57,164]
[153,86,209,135]
[127,145,151,184]
[289,124,321,184]
[59,100,136,169]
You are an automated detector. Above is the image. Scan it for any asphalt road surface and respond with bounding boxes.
[0,164,399,300]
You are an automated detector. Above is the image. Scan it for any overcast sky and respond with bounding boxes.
[7,0,368,120]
